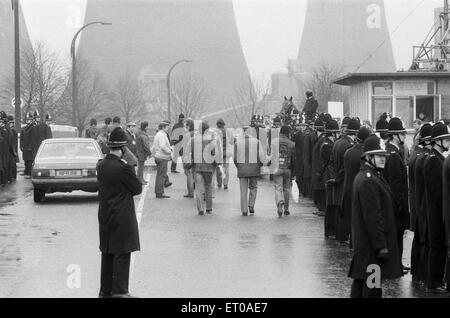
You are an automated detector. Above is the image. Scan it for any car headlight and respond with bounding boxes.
[32,169,50,177]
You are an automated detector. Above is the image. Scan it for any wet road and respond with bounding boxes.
[0,167,448,298]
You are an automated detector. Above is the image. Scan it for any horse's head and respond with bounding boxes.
[283,96,294,110]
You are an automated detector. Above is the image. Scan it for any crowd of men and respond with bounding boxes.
[3,89,450,298]
[0,110,52,186]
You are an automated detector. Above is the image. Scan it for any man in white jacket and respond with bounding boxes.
[152,122,173,198]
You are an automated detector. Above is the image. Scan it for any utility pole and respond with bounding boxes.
[13,0,21,131]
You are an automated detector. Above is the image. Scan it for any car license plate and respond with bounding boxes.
[56,170,82,177]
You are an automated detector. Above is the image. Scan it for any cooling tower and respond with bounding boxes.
[77,0,251,121]
[297,0,396,75]
[0,0,32,107]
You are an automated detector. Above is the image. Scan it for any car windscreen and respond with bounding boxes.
[38,142,99,160]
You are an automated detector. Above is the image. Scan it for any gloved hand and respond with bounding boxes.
[376,247,389,262]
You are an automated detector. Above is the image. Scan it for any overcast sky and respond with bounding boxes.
[20,0,443,81]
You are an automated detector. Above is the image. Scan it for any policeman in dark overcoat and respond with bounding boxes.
[0,112,8,185]
[410,124,433,285]
[0,111,11,184]
[311,118,326,214]
[321,119,340,237]
[423,122,450,293]
[7,115,19,182]
[20,112,35,177]
[97,127,142,298]
[292,121,306,197]
[383,117,410,273]
[349,134,401,298]
[330,118,360,242]
[302,122,314,198]
[443,131,450,291]
[342,126,370,246]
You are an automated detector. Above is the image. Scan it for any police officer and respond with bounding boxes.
[349,134,401,298]
[375,117,389,142]
[0,111,8,185]
[292,118,307,201]
[97,127,142,298]
[301,90,319,122]
[342,126,371,247]
[411,123,433,285]
[7,115,19,182]
[20,112,35,177]
[311,117,327,215]
[302,120,314,198]
[423,122,450,293]
[383,117,410,274]
[321,119,340,237]
[331,117,360,242]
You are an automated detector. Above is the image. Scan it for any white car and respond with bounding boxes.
[31,138,103,202]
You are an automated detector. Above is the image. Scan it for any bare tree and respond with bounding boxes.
[168,70,211,122]
[110,71,148,123]
[227,75,270,127]
[303,61,348,114]
[0,42,66,121]
[59,59,109,136]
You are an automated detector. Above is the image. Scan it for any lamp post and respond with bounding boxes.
[71,21,111,128]
[12,0,21,131]
[166,59,192,121]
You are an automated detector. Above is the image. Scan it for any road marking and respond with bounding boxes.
[130,172,151,283]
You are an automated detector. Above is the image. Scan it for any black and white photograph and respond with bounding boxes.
[1,0,450,303]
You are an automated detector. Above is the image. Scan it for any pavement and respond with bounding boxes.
[0,165,449,298]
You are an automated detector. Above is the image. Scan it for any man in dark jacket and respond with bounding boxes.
[96,127,142,298]
[342,126,370,246]
[302,123,314,198]
[234,126,270,216]
[423,122,450,293]
[135,121,152,185]
[383,117,410,273]
[411,124,433,285]
[170,113,185,173]
[85,118,99,139]
[125,122,138,158]
[31,111,52,161]
[349,134,401,298]
[271,125,295,217]
[330,118,360,242]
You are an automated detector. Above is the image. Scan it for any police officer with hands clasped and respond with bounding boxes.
[96,127,142,298]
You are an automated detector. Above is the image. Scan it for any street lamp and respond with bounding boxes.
[71,21,112,128]
[166,59,192,121]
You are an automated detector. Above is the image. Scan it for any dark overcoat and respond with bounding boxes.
[320,136,336,206]
[444,154,450,247]
[292,130,304,178]
[414,149,431,243]
[97,154,142,254]
[341,142,364,220]
[20,123,35,161]
[9,127,19,164]
[424,149,446,247]
[302,129,313,179]
[349,165,402,280]
[408,146,423,232]
[312,133,327,191]
[383,143,410,232]
[330,134,354,208]
[31,123,52,159]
